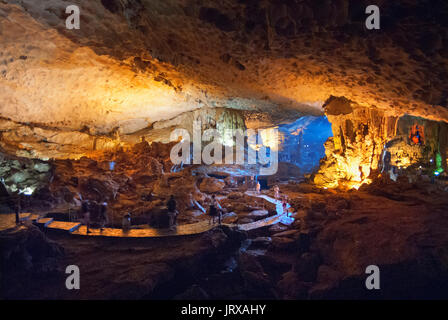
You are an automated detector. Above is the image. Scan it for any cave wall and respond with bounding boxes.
[1,0,448,164]
[151,107,246,145]
[0,117,121,160]
[386,115,448,171]
[314,97,448,189]
[0,153,52,200]
[0,107,247,160]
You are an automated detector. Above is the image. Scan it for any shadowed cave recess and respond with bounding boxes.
[1,0,448,300]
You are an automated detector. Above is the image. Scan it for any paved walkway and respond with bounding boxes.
[0,213,42,231]
[240,192,294,231]
[72,220,217,238]
[1,193,294,238]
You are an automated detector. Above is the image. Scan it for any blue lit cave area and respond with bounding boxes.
[277,116,333,176]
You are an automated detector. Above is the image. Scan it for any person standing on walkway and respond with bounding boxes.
[99,202,108,232]
[81,200,91,234]
[256,182,261,194]
[274,185,280,199]
[167,195,178,229]
[209,195,222,225]
[122,213,131,231]
[282,197,288,216]
[14,194,21,225]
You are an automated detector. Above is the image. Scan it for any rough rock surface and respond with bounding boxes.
[1,225,64,298]
[314,96,399,188]
[1,226,245,299]
[199,177,226,193]
[1,0,448,158]
[0,152,52,194]
[271,180,448,299]
[314,96,448,188]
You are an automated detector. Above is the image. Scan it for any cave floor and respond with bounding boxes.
[2,181,448,299]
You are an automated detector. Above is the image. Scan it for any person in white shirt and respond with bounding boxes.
[274,185,280,199]
[209,195,222,225]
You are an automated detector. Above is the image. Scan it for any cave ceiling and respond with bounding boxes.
[0,0,448,158]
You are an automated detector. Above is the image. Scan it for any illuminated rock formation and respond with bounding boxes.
[314,97,448,189]
[386,116,448,173]
[314,96,399,189]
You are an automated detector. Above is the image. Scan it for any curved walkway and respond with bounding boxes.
[239,192,294,231]
[6,193,294,238]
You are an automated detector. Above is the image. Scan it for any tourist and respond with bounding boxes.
[256,182,261,194]
[81,200,91,234]
[382,151,391,173]
[99,202,108,232]
[389,166,398,182]
[167,195,176,213]
[209,195,222,225]
[122,213,131,231]
[167,195,178,228]
[13,193,21,225]
[274,185,280,199]
[282,197,288,216]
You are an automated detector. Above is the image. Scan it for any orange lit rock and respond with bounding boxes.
[314,96,398,189]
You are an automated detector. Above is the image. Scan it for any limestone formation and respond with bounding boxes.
[1,0,448,160]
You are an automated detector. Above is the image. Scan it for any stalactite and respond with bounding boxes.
[314,97,448,189]
[314,97,400,189]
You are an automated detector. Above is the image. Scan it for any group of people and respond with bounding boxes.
[80,200,108,233]
[121,195,178,232]
[78,182,287,233]
[166,194,222,227]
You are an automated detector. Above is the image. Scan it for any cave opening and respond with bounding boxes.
[277,115,333,177]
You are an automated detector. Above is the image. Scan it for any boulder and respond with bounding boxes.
[106,263,174,300]
[0,225,63,274]
[250,237,272,249]
[227,192,244,200]
[222,212,238,224]
[272,237,295,250]
[199,177,225,193]
[272,229,300,239]
[238,252,276,299]
[277,270,309,299]
[294,252,321,282]
[174,284,210,300]
[80,177,119,201]
[308,265,342,298]
[238,217,254,224]
[269,223,288,233]
[224,176,238,188]
[245,209,269,220]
